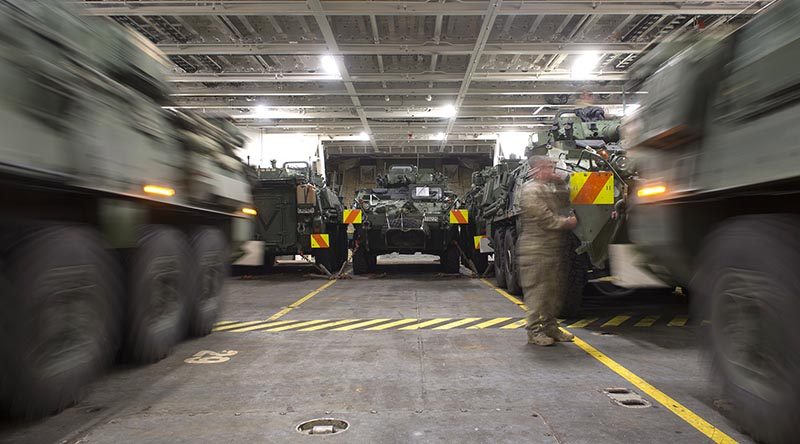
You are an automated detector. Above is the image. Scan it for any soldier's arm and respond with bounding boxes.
[522,184,571,231]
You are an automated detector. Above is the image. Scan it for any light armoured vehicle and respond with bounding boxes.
[351,165,465,274]
[462,107,636,316]
[624,0,800,441]
[0,1,253,417]
[248,160,348,274]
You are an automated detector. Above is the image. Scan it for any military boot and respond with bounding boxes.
[527,330,555,346]
[545,327,574,342]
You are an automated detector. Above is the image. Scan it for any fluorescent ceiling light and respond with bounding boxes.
[571,52,600,80]
[358,131,370,141]
[321,55,340,76]
[432,132,446,140]
[440,104,456,118]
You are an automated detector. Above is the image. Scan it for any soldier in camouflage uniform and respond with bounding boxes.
[517,156,578,346]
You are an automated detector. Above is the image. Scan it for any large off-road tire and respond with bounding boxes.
[352,247,374,275]
[187,227,229,337]
[259,253,275,274]
[503,230,523,295]
[691,215,800,444]
[560,234,589,318]
[441,243,461,274]
[0,226,121,418]
[124,226,191,363]
[493,228,507,288]
[314,227,347,274]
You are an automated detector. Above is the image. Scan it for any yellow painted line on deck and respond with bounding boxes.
[467,317,512,329]
[569,334,737,443]
[213,320,269,332]
[602,315,631,327]
[265,280,337,322]
[365,318,418,331]
[331,318,391,331]
[299,319,362,331]
[432,317,482,330]
[480,279,528,311]
[635,315,660,327]
[228,319,301,333]
[668,315,689,327]
[213,320,238,327]
[264,319,329,332]
[568,318,598,328]
[499,319,526,329]
[399,318,453,330]
[482,279,737,443]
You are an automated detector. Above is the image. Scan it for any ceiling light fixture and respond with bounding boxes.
[440,104,457,118]
[320,55,340,76]
[571,52,600,80]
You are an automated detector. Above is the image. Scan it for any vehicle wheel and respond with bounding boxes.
[124,226,191,363]
[0,226,121,418]
[493,228,507,288]
[441,243,461,274]
[187,228,228,337]
[259,253,275,274]
[472,250,490,275]
[691,215,800,444]
[504,230,522,295]
[352,247,371,275]
[337,225,349,270]
[560,234,588,318]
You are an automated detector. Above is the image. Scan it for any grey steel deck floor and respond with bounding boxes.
[0,262,753,443]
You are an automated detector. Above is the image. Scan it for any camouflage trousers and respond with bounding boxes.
[518,254,566,333]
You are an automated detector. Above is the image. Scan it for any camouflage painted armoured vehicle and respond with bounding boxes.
[624,1,800,440]
[0,1,253,417]
[249,161,348,274]
[464,107,636,316]
[351,165,465,274]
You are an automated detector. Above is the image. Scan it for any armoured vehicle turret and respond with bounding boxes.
[246,161,348,274]
[460,107,637,315]
[0,1,253,417]
[351,165,465,274]
[624,1,800,440]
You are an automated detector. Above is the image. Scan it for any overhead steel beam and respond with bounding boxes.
[79,1,764,16]
[170,84,640,96]
[157,42,646,56]
[171,95,629,108]
[306,0,376,149]
[441,0,503,149]
[167,72,628,83]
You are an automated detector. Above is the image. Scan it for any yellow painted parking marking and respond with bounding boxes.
[482,279,737,443]
[213,320,269,332]
[213,320,238,327]
[570,335,737,443]
[635,315,660,327]
[265,280,337,322]
[467,317,512,329]
[480,279,528,311]
[500,319,526,329]
[399,318,453,330]
[432,317,482,330]
[668,315,689,327]
[299,319,362,331]
[365,318,418,331]
[264,319,329,332]
[228,319,301,333]
[602,315,631,327]
[331,318,391,331]
[568,318,598,328]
